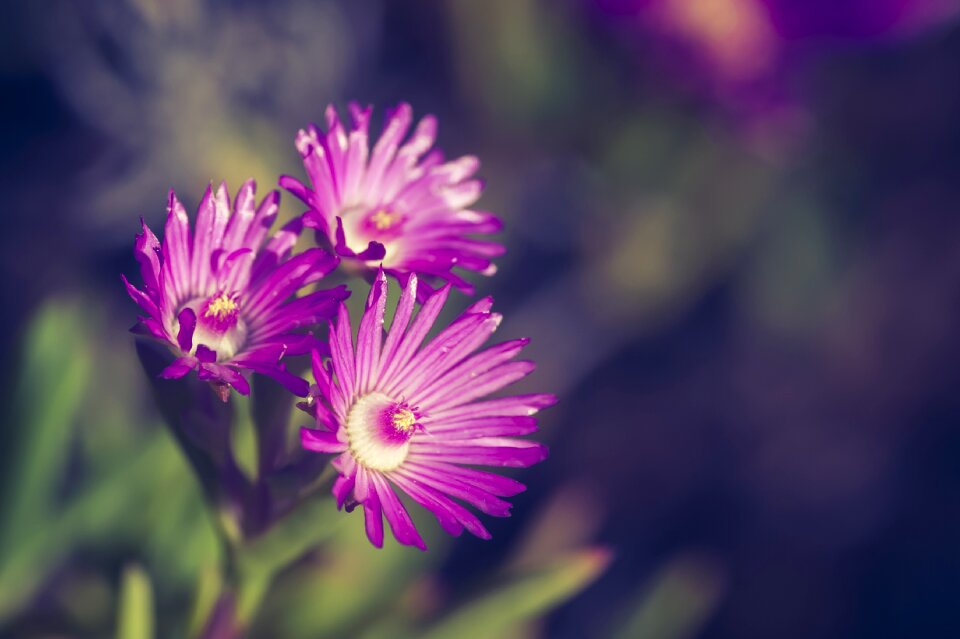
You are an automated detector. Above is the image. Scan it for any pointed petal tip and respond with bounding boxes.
[392,102,413,119]
[535,443,550,463]
[277,174,299,189]
[166,189,184,218]
[540,394,559,409]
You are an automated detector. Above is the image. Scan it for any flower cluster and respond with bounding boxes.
[125,104,552,549]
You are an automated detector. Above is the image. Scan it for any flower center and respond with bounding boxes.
[345,392,421,472]
[178,292,248,361]
[369,208,400,231]
[204,292,239,323]
[337,205,406,264]
[392,407,417,432]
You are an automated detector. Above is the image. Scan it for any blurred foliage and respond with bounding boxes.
[116,564,155,639]
[611,555,725,639]
[0,299,610,638]
[417,548,611,639]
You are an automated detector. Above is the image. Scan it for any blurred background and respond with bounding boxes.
[2,0,960,637]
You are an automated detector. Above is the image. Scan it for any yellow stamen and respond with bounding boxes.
[370,209,397,230]
[205,293,238,320]
[392,408,417,432]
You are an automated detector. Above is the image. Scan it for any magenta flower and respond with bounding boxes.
[300,270,552,550]
[280,103,504,297]
[123,181,348,398]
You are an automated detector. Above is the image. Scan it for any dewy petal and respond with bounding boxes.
[411,339,529,407]
[302,276,551,549]
[430,394,558,421]
[330,304,357,402]
[122,275,159,319]
[190,184,217,294]
[389,472,464,537]
[246,286,345,340]
[249,213,302,281]
[426,361,537,412]
[163,191,192,306]
[371,472,426,550]
[387,308,501,399]
[408,460,527,497]
[363,482,385,548]
[134,219,162,297]
[377,284,450,387]
[393,465,512,518]
[355,269,388,395]
[244,248,340,326]
[375,273,417,384]
[221,179,257,252]
[420,415,539,438]
[409,439,549,468]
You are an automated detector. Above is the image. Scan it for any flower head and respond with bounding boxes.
[123,181,348,398]
[300,270,553,550]
[280,103,504,298]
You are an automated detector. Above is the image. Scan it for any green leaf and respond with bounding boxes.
[254,507,444,639]
[0,300,93,555]
[187,563,223,638]
[230,392,260,483]
[240,493,343,575]
[419,547,611,639]
[0,432,173,621]
[116,564,154,639]
[251,374,296,476]
[612,554,725,639]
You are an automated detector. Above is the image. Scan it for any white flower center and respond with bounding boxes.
[345,392,420,472]
[175,292,248,361]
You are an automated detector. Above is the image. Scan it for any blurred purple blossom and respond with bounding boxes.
[588,0,958,144]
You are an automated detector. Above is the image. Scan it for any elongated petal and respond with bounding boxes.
[371,473,425,550]
[160,357,196,379]
[301,427,348,454]
[363,485,384,548]
[355,270,387,395]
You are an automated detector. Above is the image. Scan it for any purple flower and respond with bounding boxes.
[280,103,504,298]
[300,270,553,550]
[589,0,959,118]
[123,181,348,399]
